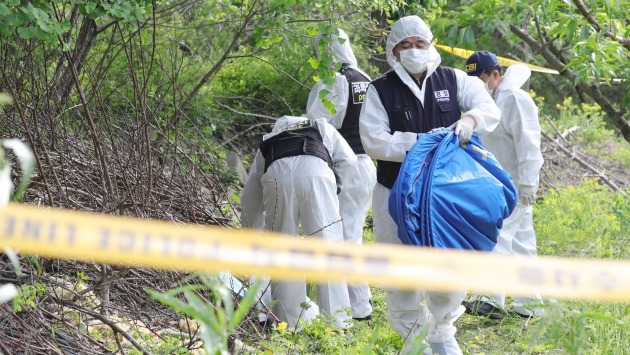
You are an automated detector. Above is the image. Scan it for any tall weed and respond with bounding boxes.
[535,179,629,259]
[530,180,629,354]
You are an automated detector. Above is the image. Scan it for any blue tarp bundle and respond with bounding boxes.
[389,128,517,252]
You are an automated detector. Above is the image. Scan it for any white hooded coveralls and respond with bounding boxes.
[475,64,545,315]
[240,116,357,329]
[306,28,376,319]
[359,16,501,354]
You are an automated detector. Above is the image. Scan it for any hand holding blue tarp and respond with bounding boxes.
[389,128,517,252]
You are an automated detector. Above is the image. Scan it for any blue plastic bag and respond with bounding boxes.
[389,128,517,251]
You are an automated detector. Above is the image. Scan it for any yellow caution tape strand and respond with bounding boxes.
[2,203,630,303]
[434,44,561,75]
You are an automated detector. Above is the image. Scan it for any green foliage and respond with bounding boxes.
[77,0,152,21]
[147,275,260,355]
[455,0,626,82]
[208,51,310,124]
[258,288,406,354]
[432,0,629,147]
[528,302,629,355]
[535,179,629,259]
[12,282,47,312]
[0,0,152,45]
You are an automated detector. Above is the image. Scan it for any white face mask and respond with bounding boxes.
[398,48,430,74]
[483,75,494,95]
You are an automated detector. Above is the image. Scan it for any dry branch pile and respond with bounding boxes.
[540,130,630,195]
[0,92,261,352]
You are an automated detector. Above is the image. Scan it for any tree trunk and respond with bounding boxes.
[50,16,99,114]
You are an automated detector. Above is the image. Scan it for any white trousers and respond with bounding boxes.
[338,154,376,318]
[473,204,544,315]
[257,156,352,329]
[372,183,466,349]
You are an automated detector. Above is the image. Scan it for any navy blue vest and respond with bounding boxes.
[339,64,370,154]
[371,66,461,188]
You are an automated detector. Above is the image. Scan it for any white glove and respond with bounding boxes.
[448,115,476,143]
[518,185,537,206]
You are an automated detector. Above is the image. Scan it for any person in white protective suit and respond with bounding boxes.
[305,28,376,321]
[462,51,545,319]
[240,115,357,330]
[359,16,501,355]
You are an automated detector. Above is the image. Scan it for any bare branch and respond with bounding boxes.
[215,101,276,121]
[542,130,627,196]
[176,0,260,116]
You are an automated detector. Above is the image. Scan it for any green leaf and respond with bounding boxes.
[0,4,11,17]
[0,93,12,106]
[308,57,320,69]
[317,88,331,101]
[322,99,336,115]
[228,280,259,330]
[447,26,459,43]
[147,289,197,316]
[306,26,319,37]
[566,19,577,41]
[16,26,38,40]
[322,76,336,86]
[463,27,475,45]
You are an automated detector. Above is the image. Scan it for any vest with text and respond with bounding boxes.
[371,66,461,189]
[339,64,370,154]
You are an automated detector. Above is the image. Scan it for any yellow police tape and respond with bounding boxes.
[434,44,560,75]
[2,203,629,303]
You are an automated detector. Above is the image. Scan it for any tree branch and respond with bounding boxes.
[175,0,260,119]
[510,24,630,143]
[572,0,630,51]
[542,130,627,196]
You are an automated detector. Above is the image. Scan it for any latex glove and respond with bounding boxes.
[448,115,476,143]
[518,185,537,206]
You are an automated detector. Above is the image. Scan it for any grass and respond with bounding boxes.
[249,178,629,354]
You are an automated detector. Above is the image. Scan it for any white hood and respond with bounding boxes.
[314,28,358,67]
[385,16,441,76]
[499,63,531,91]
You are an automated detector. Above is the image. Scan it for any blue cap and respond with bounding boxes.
[465,50,499,77]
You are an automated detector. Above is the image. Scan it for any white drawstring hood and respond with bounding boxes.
[385,16,441,77]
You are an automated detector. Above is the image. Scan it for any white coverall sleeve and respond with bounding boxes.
[454,68,501,135]
[316,118,357,186]
[359,85,419,162]
[305,74,349,129]
[240,150,266,229]
[504,90,544,187]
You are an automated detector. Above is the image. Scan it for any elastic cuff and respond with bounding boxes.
[468,115,478,128]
